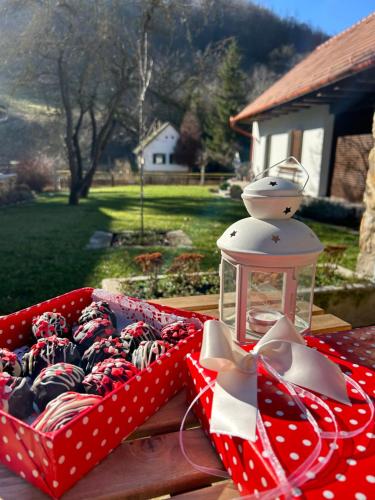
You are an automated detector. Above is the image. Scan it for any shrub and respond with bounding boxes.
[16,156,54,193]
[229,184,243,199]
[134,252,163,274]
[167,253,204,290]
[168,253,204,274]
[219,181,230,191]
[6,184,34,204]
[0,183,34,206]
[134,252,163,296]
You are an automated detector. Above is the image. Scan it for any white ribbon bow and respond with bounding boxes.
[200,316,351,441]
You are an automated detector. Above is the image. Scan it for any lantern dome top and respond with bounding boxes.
[241,176,303,220]
[217,217,323,264]
[243,176,301,197]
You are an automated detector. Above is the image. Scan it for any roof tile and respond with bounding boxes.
[233,13,375,123]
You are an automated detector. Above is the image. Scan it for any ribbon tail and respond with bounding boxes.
[210,368,258,441]
[265,342,351,405]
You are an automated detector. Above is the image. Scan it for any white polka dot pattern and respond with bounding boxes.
[0,287,209,497]
[185,328,375,499]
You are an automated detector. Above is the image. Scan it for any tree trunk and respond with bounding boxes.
[200,163,206,185]
[356,110,375,279]
[81,168,96,198]
[69,185,80,205]
[68,158,81,205]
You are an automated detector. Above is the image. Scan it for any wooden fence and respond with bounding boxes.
[57,171,233,188]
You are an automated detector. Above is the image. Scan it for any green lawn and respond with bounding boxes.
[0,185,359,314]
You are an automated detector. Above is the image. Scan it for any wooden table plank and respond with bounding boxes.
[0,429,224,500]
[131,390,198,439]
[191,308,351,335]
[151,294,324,316]
[310,313,352,334]
[151,294,222,311]
[172,480,237,499]
[312,304,325,315]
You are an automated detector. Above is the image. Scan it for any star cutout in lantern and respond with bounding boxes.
[269,181,277,186]
[272,235,280,243]
[283,207,291,215]
[230,230,237,237]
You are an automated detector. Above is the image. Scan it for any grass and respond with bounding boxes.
[0,185,359,314]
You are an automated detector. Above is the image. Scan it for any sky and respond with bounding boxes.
[255,0,375,35]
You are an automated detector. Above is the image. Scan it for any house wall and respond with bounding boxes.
[252,105,334,197]
[142,124,188,172]
[330,134,373,202]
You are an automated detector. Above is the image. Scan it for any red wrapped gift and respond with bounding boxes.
[0,288,209,498]
[185,324,375,499]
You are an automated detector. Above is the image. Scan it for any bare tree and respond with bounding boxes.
[137,26,153,240]
[0,0,225,206]
[1,0,137,204]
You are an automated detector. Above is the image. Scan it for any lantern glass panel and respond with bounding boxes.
[221,258,237,328]
[246,270,285,338]
[295,264,315,333]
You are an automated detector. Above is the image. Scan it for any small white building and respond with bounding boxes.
[230,14,375,202]
[133,122,188,173]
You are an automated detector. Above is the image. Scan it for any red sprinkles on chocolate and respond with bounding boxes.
[120,321,159,353]
[81,336,130,373]
[73,318,117,354]
[160,320,198,344]
[32,362,85,411]
[32,311,70,340]
[0,347,22,377]
[78,301,117,328]
[22,335,81,379]
[0,372,11,403]
[132,340,172,370]
[83,358,138,396]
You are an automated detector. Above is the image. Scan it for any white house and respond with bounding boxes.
[133,122,188,173]
[230,13,375,202]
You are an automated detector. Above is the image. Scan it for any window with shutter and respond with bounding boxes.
[290,130,303,161]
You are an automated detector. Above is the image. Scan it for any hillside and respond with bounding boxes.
[0,0,327,166]
[0,94,64,164]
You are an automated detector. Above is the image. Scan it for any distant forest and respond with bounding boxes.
[0,0,327,189]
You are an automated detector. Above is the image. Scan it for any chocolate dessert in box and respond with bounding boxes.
[0,287,209,498]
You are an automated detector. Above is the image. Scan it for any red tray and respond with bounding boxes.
[0,288,210,498]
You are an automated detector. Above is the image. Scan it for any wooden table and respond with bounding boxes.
[0,295,352,499]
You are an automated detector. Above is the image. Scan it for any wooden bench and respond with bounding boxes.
[152,294,351,335]
[0,295,352,499]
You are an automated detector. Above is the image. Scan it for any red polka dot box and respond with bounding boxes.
[0,287,210,499]
[186,329,375,499]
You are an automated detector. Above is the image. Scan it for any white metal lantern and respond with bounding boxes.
[218,158,324,343]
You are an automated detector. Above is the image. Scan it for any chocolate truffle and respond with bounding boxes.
[22,336,81,379]
[73,318,117,354]
[83,358,138,396]
[81,336,130,373]
[32,311,70,340]
[33,391,102,433]
[32,362,85,411]
[132,340,171,371]
[120,321,160,354]
[78,301,117,328]
[0,372,34,420]
[0,347,22,377]
[160,320,198,344]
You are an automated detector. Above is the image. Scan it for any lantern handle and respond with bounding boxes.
[252,156,309,192]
